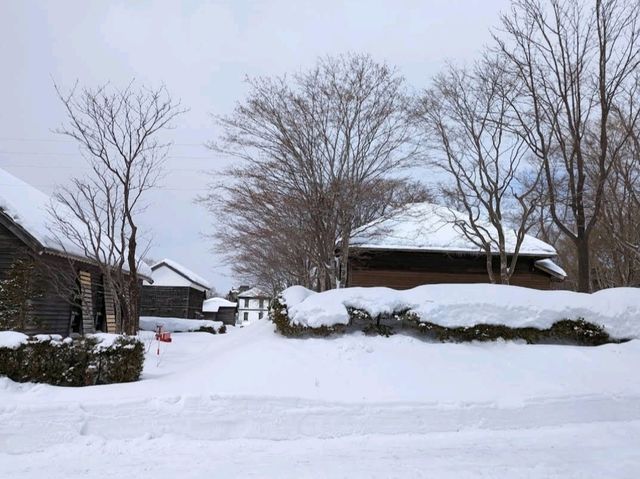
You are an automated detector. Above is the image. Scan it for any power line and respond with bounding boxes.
[0,183,211,192]
[0,137,209,147]
[0,163,221,172]
[0,150,217,160]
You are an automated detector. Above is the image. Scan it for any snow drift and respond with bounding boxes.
[139,316,224,333]
[280,284,640,339]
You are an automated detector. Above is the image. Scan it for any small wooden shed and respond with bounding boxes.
[140,259,211,319]
[344,203,566,290]
[202,297,237,325]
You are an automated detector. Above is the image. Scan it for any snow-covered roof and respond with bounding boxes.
[237,287,270,299]
[534,258,567,279]
[150,259,212,291]
[202,297,237,312]
[0,168,152,278]
[350,203,557,257]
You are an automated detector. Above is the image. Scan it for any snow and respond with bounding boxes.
[0,167,152,278]
[202,297,236,312]
[535,258,568,278]
[150,258,211,290]
[238,286,270,298]
[88,333,125,349]
[139,316,223,332]
[282,284,640,338]
[0,331,28,349]
[1,322,639,477]
[351,202,558,256]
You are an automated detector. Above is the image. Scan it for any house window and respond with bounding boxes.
[243,312,248,321]
[259,312,264,320]
[244,298,249,308]
[259,299,264,309]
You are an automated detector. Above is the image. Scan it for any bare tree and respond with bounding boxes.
[50,82,184,334]
[203,54,420,291]
[495,0,640,291]
[416,57,543,284]
[591,109,640,287]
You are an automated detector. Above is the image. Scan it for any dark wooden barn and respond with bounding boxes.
[202,297,237,325]
[140,259,211,319]
[0,168,150,336]
[344,203,566,290]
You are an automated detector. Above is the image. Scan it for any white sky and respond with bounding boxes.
[0,0,510,292]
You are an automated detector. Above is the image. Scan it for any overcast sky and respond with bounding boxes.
[0,0,511,292]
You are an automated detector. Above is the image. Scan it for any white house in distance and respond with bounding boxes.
[237,287,270,322]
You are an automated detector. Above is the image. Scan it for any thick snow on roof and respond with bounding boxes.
[238,287,270,299]
[203,297,237,312]
[534,259,567,279]
[0,167,79,256]
[0,168,152,278]
[350,203,557,257]
[151,259,212,290]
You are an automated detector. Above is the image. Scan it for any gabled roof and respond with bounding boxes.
[151,258,212,291]
[0,167,152,278]
[202,297,237,312]
[350,203,557,257]
[237,287,270,299]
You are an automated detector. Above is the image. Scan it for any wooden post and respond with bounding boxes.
[104,282,118,333]
[79,270,95,335]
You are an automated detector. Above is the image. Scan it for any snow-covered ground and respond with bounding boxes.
[1,320,640,478]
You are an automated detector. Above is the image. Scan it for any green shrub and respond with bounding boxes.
[0,335,144,386]
[271,294,617,345]
[271,297,345,337]
[196,323,227,334]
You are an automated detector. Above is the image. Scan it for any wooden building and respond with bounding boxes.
[140,259,211,319]
[0,168,151,336]
[202,297,237,325]
[344,203,566,290]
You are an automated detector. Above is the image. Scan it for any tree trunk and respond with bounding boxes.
[576,237,592,293]
[485,252,496,283]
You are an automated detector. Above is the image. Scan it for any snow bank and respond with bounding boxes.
[0,331,28,349]
[281,284,640,339]
[139,316,223,333]
[0,331,130,350]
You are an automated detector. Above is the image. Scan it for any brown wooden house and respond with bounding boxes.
[140,259,211,319]
[0,168,150,336]
[202,297,237,325]
[344,203,566,290]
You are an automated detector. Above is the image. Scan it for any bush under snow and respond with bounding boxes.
[139,316,226,334]
[277,284,640,341]
[0,332,144,386]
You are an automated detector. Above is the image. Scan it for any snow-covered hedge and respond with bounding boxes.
[273,284,640,343]
[0,332,144,386]
[139,316,226,334]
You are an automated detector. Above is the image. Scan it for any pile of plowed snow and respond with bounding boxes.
[281,284,640,338]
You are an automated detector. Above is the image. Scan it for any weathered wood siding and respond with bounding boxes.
[0,223,73,335]
[347,250,553,290]
[140,285,206,319]
[202,306,236,325]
